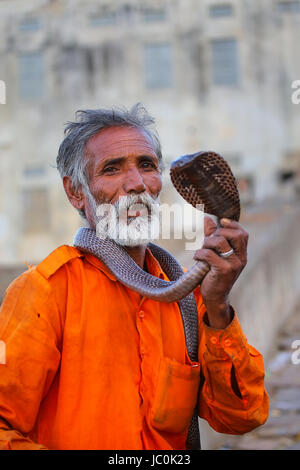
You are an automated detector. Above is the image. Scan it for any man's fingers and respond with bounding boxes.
[202,235,233,257]
[220,218,248,243]
[194,246,245,277]
[201,216,248,260]
[212,222,248,257]
[220,218,241,229]
[194,247,223,265]
[204,216,218,237]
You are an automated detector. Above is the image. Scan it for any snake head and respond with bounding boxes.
[170,151,240,222]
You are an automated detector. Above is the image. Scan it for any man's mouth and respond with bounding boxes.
[127,205,149,219]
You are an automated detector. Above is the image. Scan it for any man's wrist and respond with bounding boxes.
[203,298,232,329]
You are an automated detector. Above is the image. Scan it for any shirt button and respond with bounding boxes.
[210,336,218,345]
[139,310,145,318]
[224,339,232,347]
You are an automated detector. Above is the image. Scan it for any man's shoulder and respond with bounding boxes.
[0,246,84,316]
[36,245,84,280]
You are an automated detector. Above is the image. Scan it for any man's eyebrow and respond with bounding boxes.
[93,157,125,172]
[98,154,158,169]
[138,155,158,163]
[138,155,157,160]
[101,157,125,168]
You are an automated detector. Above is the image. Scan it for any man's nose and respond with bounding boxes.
[123,167,146,194]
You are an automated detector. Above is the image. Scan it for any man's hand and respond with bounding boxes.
[194,216,249,329]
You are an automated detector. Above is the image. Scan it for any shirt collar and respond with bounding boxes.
[144,247,168,281]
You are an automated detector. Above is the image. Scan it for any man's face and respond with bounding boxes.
[82,126,162,245]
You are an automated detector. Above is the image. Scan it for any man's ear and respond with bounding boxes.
[63,176,85,212]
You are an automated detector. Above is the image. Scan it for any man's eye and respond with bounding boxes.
[141,161,155,169]
[103,167,118,173]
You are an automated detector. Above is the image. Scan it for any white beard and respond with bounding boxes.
[85,189,160,247]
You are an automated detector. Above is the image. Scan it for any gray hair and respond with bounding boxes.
[56,103,163,197]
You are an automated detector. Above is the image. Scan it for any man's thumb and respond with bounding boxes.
[204,215,217,237]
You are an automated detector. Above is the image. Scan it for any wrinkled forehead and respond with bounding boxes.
[85,126,158,161]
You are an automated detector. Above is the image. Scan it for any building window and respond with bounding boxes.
[209,4,233,17]
[92,42,122,87]
[19,18,41,32]
[211,38,240,86]
[277,1,300,12]
[60,47,86,98]
[23,165,46,178]
[144,43,173,89]
[18,52,44,100]
[62,47,83,69]
[89,10,117,26]
[22,188,50,233]
[141,7,167,22]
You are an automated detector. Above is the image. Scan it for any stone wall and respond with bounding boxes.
[0,265,26,303]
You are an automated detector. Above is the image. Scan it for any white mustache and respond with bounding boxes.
[113,193,159,218]
[94,193,160,246]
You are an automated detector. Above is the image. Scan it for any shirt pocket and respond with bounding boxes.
[150,356,201,434]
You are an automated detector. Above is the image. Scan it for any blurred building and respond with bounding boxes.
[0,0,300,264]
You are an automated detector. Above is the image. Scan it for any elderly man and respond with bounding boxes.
[0,104,268,450]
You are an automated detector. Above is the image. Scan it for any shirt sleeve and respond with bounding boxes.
[0,268,61,450]
[196,297,269,435]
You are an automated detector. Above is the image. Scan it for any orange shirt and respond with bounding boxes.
[0,245,268,450]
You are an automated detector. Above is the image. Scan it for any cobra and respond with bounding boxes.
[74,150,241,305]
